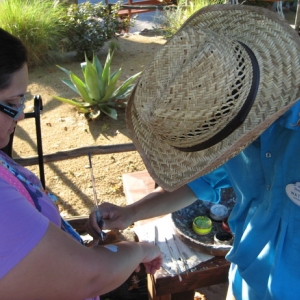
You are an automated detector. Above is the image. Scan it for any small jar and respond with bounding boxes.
[192,216,212,235]
[214,231,233,245]
[209,204,228,221]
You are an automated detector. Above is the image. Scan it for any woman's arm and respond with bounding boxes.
[86,167,230,238]
[85,184,197,237]
[0,222,162,300]
[129,184,197,222]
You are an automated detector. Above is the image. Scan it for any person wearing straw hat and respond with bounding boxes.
[86,4,300,300]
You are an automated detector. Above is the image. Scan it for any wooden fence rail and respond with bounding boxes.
[14,143,136,167]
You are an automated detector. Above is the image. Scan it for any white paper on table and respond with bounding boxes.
[134,214,213,277]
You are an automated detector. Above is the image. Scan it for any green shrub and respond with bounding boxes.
[156,0,223,38]
[0,0,67,67]
[59,1,132,60]
[52,51,141,121]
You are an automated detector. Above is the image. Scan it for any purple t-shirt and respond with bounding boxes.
[0,153,99,300]
[0,153,60,279]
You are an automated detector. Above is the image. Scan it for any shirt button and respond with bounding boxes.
[266,152,272,158]
[266,185,271,190]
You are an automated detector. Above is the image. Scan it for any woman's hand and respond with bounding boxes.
[138,242,163,274]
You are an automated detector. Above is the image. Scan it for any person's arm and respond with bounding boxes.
[85,184,197,237]
[86,165,231,237]
[129,184,197,222]
[129,165,231,220]
[0,222,162,300]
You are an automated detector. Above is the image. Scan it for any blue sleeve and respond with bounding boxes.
[187,165,231,203]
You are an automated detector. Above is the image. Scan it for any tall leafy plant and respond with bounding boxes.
[59,1,132,60]
[0,0,67,66]
[53,51,141,121]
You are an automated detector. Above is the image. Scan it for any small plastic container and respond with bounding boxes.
[214,231,233,245]
[192,216,212,235]
[209,204,228,221]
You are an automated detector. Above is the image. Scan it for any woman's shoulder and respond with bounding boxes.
[0,178,49,279]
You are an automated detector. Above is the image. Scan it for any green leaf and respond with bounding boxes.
[60,79,79,95]
[70,72,94,104]
[56,65,72,77]
[100,69,122,102]
[52,95,92,108]
[93,54,103,77]
[113,84,135,100]
[113,72,141,98]
[102,50,114,89]
[99,105,118,120]
[94,55,104,98]
[83,54,101,100]
[110,69,119,80]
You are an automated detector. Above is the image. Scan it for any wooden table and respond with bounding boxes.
[147,256,229,300]
[122,171,230,300]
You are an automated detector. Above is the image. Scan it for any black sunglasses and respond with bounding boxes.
[0,95,25,120]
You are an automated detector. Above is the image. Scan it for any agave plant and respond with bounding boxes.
[53,51,141,120]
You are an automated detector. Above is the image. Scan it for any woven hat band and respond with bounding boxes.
[175,42,260,152]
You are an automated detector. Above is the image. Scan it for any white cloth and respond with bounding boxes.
[134,214,213,278]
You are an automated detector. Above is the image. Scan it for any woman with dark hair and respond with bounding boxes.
[0,28,162,300]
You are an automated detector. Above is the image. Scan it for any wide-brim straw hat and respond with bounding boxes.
[127,4,300,191]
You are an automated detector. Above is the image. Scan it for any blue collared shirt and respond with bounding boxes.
[187,100,300,300]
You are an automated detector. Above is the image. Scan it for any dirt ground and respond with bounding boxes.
[12,9,296,299]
